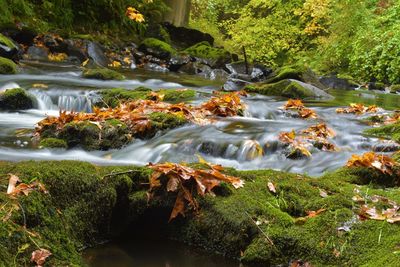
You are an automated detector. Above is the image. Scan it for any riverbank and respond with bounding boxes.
[1,159,400,266]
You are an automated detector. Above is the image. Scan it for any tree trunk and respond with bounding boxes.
[163,0,191,27]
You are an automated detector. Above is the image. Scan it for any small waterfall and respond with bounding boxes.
[28,89,98,112]
[58,95,93,113]
[30,90,55,110]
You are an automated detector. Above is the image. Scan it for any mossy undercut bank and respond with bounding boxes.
[1,161,400,266]
[82,68,125,81]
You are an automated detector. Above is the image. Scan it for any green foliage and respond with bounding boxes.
[191,0,400,84]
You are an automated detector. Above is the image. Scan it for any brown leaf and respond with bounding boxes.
[306,208,326,218]
[268,181,277,193]
[31,249,52,267]
[7,174,20,194]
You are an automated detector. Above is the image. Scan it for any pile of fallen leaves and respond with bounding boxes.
[35,92,246,139]
[279,123,337,158]
[147,159,244,221]
[283,99,318,119]
[346,152,399,176]
[336,103,380,115]
[352,191,400,224]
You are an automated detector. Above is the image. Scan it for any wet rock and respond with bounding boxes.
[0,33,19,60]
[245,79,333,100]
[144,62,169,72]
[390,85,400,94]
[168,54,191,72]
[184,41,232,68]
[145,23,171,43]
[87,42,109,67]
[225,62,272,82]
[163,22,214,48]
[0,56,17,74]
[209,69,229,81]
[82,68,125,80]
[1,27,37,46]
[266,65,327,90]
[139,38,177,60]
[26,46,48,61]
[372,141,400,153]
[223,78,250,91]
[367,82,385,91]
[319,74,359,90]
[65,39,88,62]
[0,88,33,110]
[133,51,145,62]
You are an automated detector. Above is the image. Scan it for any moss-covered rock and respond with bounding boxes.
[0,33,19,59]
[0,88,33,110]
[139,38,177,60]
[0,56,17,74]
[39,138,68,149]
[364,122,400,143]
[245,79,331,99]
[266,65,326,90]
[184,41,231,68]
[390,84,400,94]
[82,68,125,80]
[56,119,132,150]
[149,112,187,132]
[98,87,196,108]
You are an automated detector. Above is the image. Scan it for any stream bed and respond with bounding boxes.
[1,64,399,175]
[1,63,400,266]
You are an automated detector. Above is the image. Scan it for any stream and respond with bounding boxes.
[1,63,400,266]
[1,63,399,176]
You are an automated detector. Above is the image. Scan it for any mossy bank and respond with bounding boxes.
[1,161,400,266]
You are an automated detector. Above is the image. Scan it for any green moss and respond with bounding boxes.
[185,41,230,61]
[0,88,33,110]
[147,112,187,137]
[98,88,196,108]
[364,122,400,143]
[266,65,305,84]
[0,56,17,74]
[245,79,314,99]
[0,33,16,49]
[390,84,400,94]
[56,119,131,150]
[39,138,67,149]
[82,68,125,81]
[140,38,176,55]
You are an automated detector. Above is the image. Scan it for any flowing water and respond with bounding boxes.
[1,63,400,176]
[2,63,400,266]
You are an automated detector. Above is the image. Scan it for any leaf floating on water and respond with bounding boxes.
[31,249,52,267]
[284,99,305,110]
[32,83,48,89]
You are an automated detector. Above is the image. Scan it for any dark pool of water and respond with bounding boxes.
[83,238,242,267]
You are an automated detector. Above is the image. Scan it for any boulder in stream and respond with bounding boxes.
[184,41,232,68]
[0,33,19,60]
[245,79,333,100]
[139,38,177,60]
[0,88,33,110]
[0,56,17,74]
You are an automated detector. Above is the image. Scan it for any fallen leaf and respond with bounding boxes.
[267,181,276,193]
[31,249,52,267]
[7,174,20,194]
